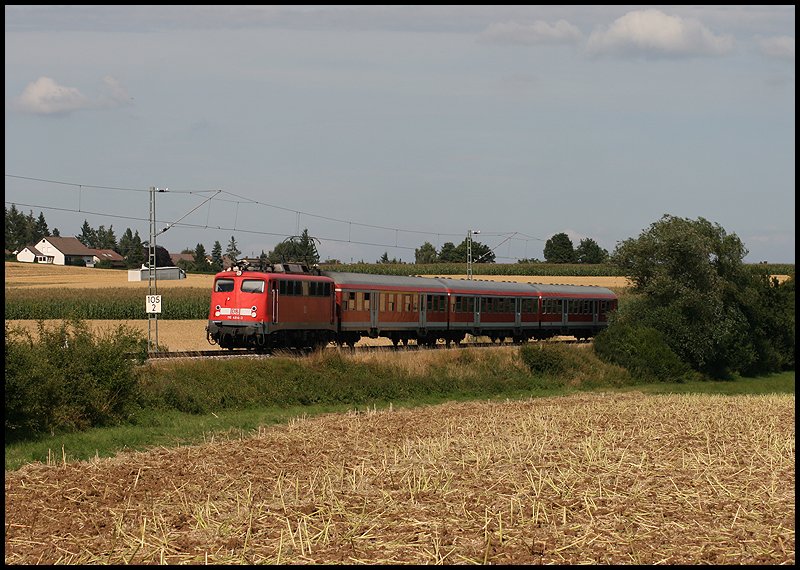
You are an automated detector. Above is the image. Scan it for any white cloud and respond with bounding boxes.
[758,35,795,61]
[12,76,132,116]
[478,19,583,45]
[98,76,134,107]
[13,77,90,115]
[586,9,734,58]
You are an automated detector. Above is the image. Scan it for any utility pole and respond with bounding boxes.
[145,187,217,354]
[147,187,166,352]
[467,229,480,280]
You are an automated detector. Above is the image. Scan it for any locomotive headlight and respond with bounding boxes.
[215,304,221,317]
[251,306,257,317]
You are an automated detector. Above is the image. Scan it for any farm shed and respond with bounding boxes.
[128,266,187,281]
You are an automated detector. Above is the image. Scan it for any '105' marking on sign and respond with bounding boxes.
[146,295,162,314]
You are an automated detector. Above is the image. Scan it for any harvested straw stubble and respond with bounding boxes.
[4,391,794,564]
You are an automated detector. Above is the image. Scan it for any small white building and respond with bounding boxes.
[15,245,48,263]
[128,266,187,281]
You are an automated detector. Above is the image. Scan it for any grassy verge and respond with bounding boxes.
[5,346,793,471]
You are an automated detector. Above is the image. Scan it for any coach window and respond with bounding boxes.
[241,279,265,293]
[364,292,371,311]
[348,292,356,311]
[215,278,235,293]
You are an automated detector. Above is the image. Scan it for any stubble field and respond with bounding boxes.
[4,392,795,564]
[4,262,795,563]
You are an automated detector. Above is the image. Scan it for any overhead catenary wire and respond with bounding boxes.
[4,173,548,258]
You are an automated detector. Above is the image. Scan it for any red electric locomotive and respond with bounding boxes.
[207,262,618,352]
[207,261,336,351]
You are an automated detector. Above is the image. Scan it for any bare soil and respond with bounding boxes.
[4,392,794,564]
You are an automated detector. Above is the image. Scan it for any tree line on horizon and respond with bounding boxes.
[5,205,610,270]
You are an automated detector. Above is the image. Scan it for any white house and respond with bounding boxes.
[16,237,96,266]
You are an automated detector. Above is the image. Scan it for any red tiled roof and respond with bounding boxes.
[92,249,124,261]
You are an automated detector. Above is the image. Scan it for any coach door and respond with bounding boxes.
[368,291,378,330]
[271,281,279,324]
[419,293,427,329]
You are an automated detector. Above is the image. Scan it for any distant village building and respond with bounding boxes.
[15,237,95,266]
[169,252,195,266]
[91,249,126,268]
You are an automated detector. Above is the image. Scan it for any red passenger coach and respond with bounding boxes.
[324,272,449,347]
[437,278,542,344]
[532,284,617,340]
[207,263,336,351]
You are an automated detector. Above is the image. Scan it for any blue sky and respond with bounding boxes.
[4,5,795,263]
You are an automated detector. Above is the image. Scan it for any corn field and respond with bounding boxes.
[4,287,210,320]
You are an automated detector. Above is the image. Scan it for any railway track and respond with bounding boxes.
[145,338,586,361]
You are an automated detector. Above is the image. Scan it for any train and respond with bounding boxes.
[206,261,617,351]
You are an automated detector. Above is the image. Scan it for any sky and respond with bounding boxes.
[4,5,795,264]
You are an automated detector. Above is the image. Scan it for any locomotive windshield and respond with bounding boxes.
[241,279,265,293]
[214,278,234,292]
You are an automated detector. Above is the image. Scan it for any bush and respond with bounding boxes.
[593,322,695,383]
[519,343,568,377]
[4,320,147,441]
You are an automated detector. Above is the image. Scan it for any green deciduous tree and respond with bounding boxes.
[437,242,459,263]
[454,238,495,264]
[610,214,794,378]
[543,233,575,263]
[414,242,438,264]
[575,238,608,264]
